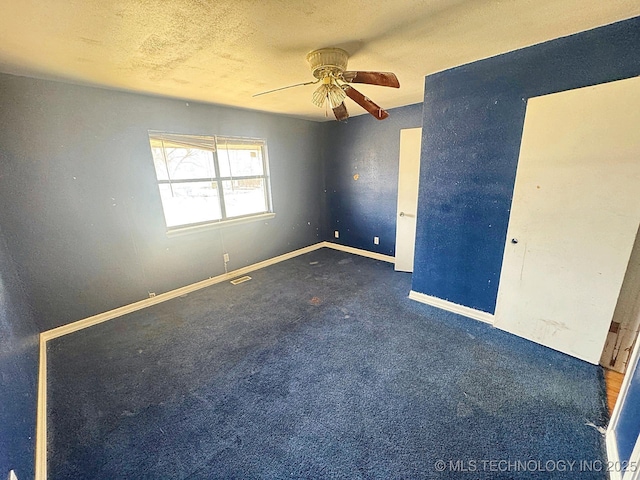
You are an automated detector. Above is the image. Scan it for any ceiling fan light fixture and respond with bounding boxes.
[327,84,346,109]
[254,46,398,121]
[312,84,329,108]
[311,82,346,109]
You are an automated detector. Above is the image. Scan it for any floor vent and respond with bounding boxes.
[230,275,252,285]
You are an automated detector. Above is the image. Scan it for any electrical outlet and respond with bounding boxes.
[9,470,18,480]
[334,231,339,239]
[374,236,379,245]
[223,253,230,263]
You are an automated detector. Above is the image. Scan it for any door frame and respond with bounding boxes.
[607,334,640,480]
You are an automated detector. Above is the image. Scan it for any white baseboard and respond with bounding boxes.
[408,290,495,325]
[35,241,327,479]
[606,430,623,480]
[323,241,395,264]
[35,335,48,480]
[41,242,326,342]
[39,241,394,343]
[34,240,398,478]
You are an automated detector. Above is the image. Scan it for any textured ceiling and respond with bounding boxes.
[0,0,638,121]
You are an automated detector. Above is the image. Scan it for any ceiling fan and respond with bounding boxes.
[254,47,400,121]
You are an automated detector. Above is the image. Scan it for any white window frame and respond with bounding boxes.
[148,131,275,235]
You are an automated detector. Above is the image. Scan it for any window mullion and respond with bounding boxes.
[160,139,174,196]
[261,145,270,212]
[211,142,227,220]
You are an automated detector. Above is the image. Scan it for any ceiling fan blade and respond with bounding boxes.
[342,71,400,88]
[253,80,318,97]
[332,102,349,122]
[343,85,389,120]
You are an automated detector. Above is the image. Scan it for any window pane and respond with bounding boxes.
[217,145,264,177]
[163,147,215,180]
[222,179,267,218]
[149,133,272,230]
[158,182,222,227]
[151,147,169,181]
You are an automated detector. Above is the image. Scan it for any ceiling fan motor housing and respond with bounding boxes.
[307,48,349,79]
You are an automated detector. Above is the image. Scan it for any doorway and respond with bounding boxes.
[394,127,421,272]
[601,224,640,374]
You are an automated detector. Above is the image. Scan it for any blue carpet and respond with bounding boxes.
[47,248,609,479]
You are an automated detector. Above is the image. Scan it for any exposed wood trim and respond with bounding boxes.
[605,369,624,414]
[408,290,495,325]
[322,242,395,264]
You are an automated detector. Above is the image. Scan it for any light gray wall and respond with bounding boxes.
[0,73,326,331]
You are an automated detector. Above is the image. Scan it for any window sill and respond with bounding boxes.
[166,212,276,237]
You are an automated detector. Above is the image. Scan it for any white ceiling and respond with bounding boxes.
[0,0,638,121]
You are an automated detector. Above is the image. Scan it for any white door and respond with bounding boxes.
[494,76,640,364]
[395,128,422,272]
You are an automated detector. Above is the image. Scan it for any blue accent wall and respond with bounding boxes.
[0,225,39,480]
[412,16,640,313]
[323,103,423,255]
[0,74,326,331]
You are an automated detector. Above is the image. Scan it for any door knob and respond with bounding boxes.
[400,212,415,218]
[511,238,518,244]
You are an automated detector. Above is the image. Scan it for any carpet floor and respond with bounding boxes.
[47,248,609,479]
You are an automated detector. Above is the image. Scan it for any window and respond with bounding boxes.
[148,132,273,231]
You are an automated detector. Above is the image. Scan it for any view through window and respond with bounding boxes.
[148,132,272,230]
